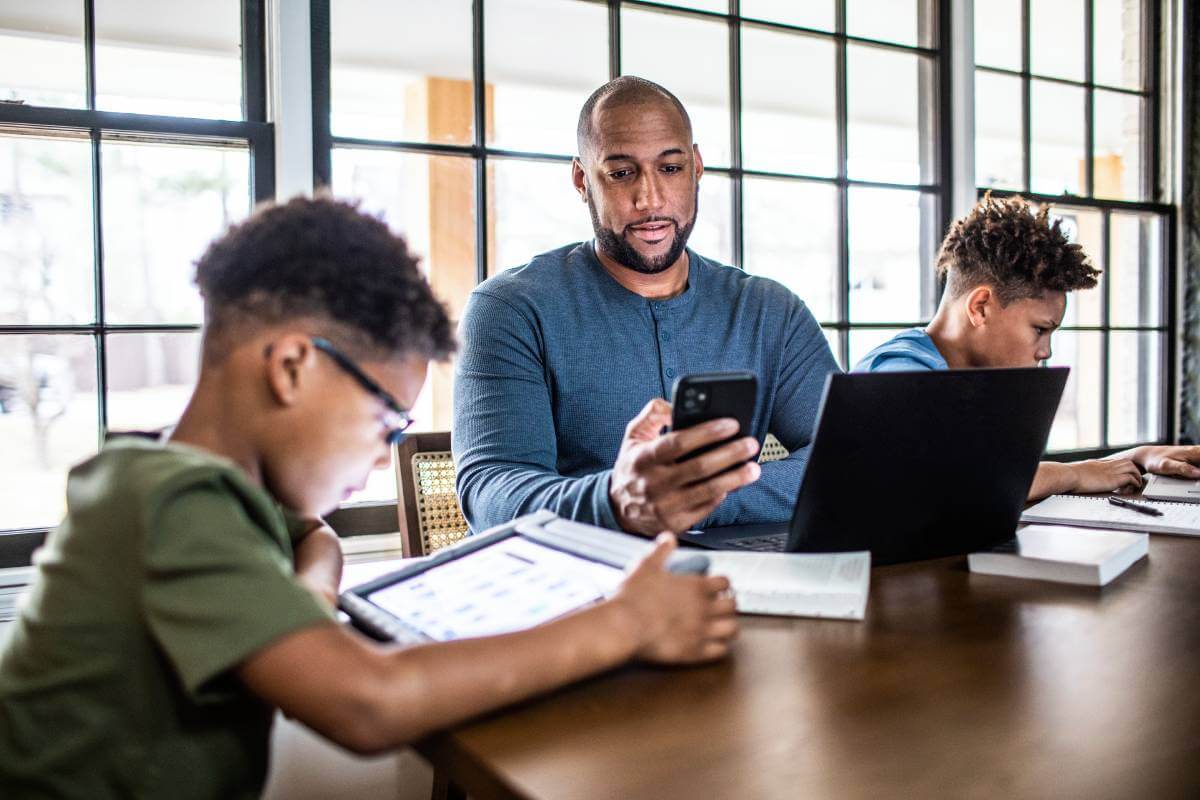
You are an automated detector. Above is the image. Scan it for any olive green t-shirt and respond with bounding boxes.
[0,438,335,799]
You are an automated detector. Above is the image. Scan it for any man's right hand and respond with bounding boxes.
[610,533,738,664]
[609,398,761,536]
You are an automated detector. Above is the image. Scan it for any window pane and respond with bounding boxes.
[485,0,607,155]
[661,1,728,12]
[847,0,932,48]
[849,328,908,369]
[101,140,250,325]
[1050,206,1103,327]
[741,28,836,177]
[332,148,477,321]
[1108,213,1162,327]
[331,0,474,144]
[0,334,98,530]
[1094,90,1145,201]
[490,158,594,274]
[0,1,86,108]
[847,46,935,185]
[0,133,95,325]
[1046,331,1103,451]
[1094,0,1143,91]
[974,71,1024,190]
[105,332,200,432]
[741,1,834,30]
[95,0,242,119]
[621,7,731,167]
[1030,0,1084,81]
[973,0,1022,71]
[1107,331,1161,445]
[743,178,838,323]
[822,326,843,368]
[1030,80,1085,196]
[690,172,735,266]
[848,188,935,323]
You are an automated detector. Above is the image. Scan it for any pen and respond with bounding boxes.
[1108,496,1164,517]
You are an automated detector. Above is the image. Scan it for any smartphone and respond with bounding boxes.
[670,371,758,463]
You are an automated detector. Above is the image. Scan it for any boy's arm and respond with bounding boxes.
[1027,459,1143,501]
[1108,445,1200,479]
[237,536,736,755]
[291,518,343,608]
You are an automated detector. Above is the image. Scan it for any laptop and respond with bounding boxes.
[678,367,1068,566]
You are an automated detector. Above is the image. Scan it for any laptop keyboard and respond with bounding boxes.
[725,532,789,552]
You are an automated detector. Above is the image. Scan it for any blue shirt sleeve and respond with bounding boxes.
[868,354,937,372]
[453,290,621,532]
[698,299,841,527]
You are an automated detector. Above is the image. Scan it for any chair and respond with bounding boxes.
[394,432,470,558]
[759,433,790,463]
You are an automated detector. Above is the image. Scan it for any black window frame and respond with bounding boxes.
[0,0,275,562]
[974,0,1176,461]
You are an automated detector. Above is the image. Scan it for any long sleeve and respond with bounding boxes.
[453,290,621,532]
[698,301,841,527]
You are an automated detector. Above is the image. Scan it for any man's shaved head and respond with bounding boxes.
[576,76,693,161]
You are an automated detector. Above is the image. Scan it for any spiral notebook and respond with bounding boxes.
[1020,494,1200,537]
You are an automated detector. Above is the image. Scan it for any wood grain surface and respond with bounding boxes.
[416,536,1200,800]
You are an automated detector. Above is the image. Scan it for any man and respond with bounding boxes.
[454,77,839,535]
[854,193,1200,499]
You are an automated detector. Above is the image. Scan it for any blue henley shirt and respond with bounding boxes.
[453,242,841,532]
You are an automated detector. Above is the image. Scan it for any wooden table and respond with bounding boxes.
[416,536,1200,799]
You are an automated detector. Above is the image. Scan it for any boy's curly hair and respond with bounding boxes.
[194,195,455,363]
[937,193,1100,305]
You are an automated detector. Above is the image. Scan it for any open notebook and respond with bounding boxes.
[1020,494,1200,537]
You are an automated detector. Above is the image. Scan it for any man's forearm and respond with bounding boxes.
[457,462,621,532]
[699,455,806,527]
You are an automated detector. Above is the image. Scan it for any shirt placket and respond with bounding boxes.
[650,300,676,394]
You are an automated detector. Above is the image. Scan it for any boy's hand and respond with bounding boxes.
[1130,445,1200,479]
[609,398,760,536]
[1070,458,1144,494]
[610,533,738,665]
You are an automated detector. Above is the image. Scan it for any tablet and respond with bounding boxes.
[340,511,709,646]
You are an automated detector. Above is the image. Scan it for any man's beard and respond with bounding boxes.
[588,188,699,275]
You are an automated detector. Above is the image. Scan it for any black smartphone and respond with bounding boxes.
[670,371,758,463]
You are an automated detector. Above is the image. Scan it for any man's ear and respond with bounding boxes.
[572,158,588,203]
[263,334,316,407]
[692,143,704,181]
[964,285,995,329]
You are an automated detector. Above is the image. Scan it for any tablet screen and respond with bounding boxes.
[364,536,626,641]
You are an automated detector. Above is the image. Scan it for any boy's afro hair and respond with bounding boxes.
[194,195,455,361]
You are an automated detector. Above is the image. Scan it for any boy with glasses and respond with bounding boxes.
[0,197,737,798]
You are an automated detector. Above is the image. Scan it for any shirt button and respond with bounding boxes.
[662,331,671,341]
[666,368,675,378]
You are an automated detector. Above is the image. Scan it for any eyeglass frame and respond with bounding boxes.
[310,336,415,445]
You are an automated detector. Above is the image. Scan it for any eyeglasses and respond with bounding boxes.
[311,337,415,445]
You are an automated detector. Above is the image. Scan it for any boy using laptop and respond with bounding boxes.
[854,193,1198,499]
[0,197,737,798]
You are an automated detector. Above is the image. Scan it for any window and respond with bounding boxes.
[0,0,272,533]
[973,0,1172,453]
[314,0,946,505]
